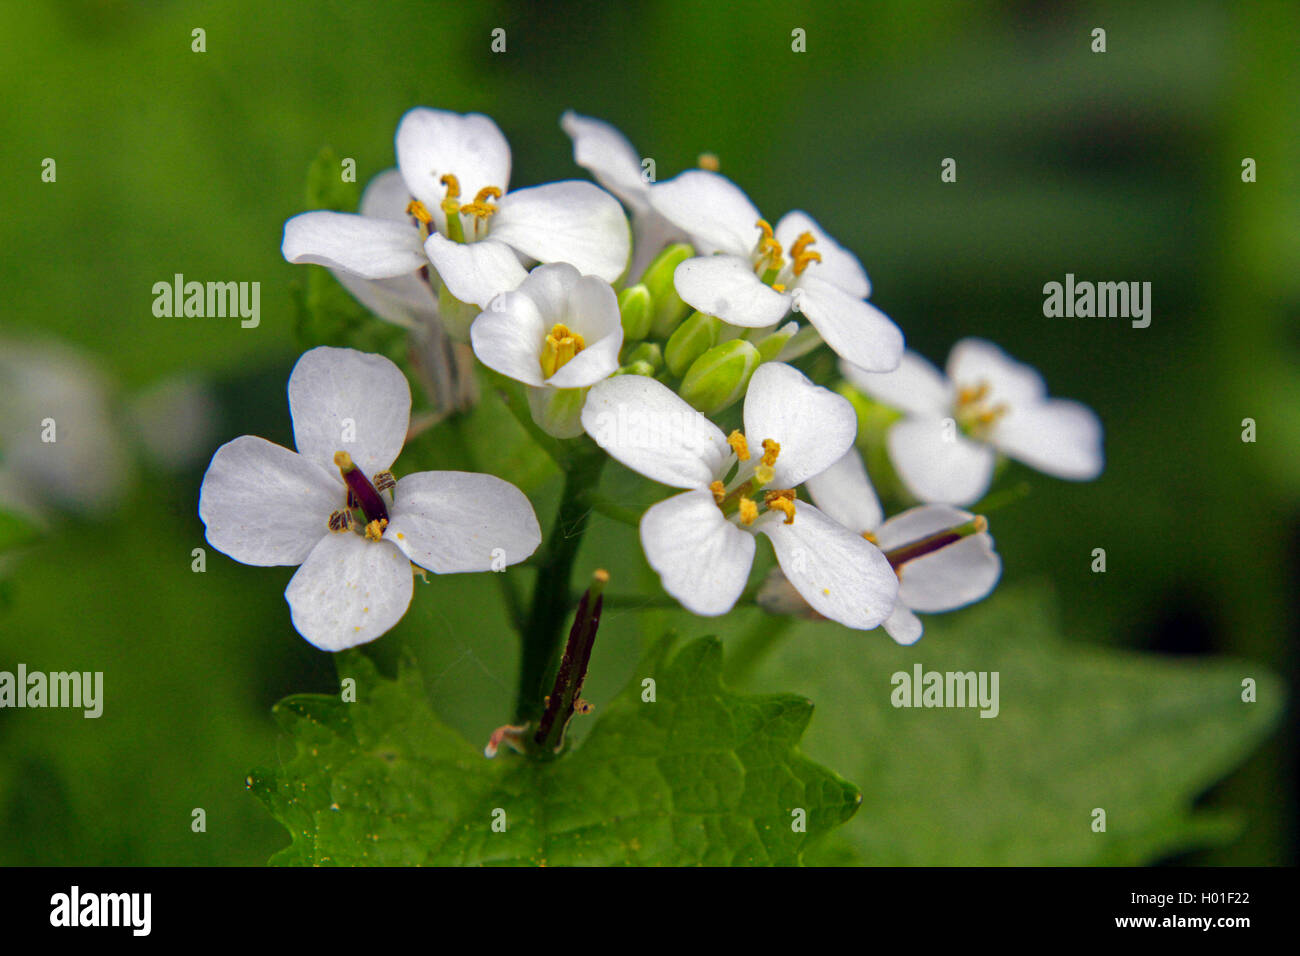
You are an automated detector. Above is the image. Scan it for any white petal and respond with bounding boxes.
[743,362,857,487]
[395,107,511,233]
[492,181,631,283]
[840,349,952,418]
[424,233,528,309]
[469,288,548,386]
[993,398,1104,480]
[332,270,438,330]
[946,338,1045,409]
[640,490,755,616]
[385,471,541,573]
[288,346,411,477]
[542,276,623,390]
[359,168,413,221]
[759,501,897,630]
[648,170,762,256]
[774,210,870,297]
[199,435,338,566]
[285,533,413,651]
[794,276,903,372]
[803,448,884,533]
[876,505,1001,612]
[282,211,426,278]
[582,375,727,488]
[629,207,688,281]
[887,417,996,506]
[882,604,924,645]
[560,110,650,213]
[673,255,791,328]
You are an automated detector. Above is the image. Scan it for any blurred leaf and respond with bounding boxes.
[735,585,1284,865]
[0,508,40,552]
[251,637,861,865]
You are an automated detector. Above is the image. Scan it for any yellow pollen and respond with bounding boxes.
[862,530,878,544]
[753,218,784,272]
[405,200,433,225]
[788,231,817,259]
[738,497,759,526]
[709,480,726,505]
[756,219,775,243]
[364,518,388,542]
[727,429,751,461]
[771,283,786,292]
[698,152,720,171]
[957,382,991,407]
[539,323,586,378]
[460,186,503,219]
[792,250,822,275]
[761,439,781,467]
[754,463,775,486]
[764,489,797,524]
[973,515,989,532]
[439,173,461,200]
[333,450,354,471]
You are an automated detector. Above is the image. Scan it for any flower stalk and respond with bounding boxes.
[532,568,608,757]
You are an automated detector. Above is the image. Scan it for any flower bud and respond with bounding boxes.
[616,284,653,342]
[755,320,799,362]
[614,360,657,378]
[680,340,761,415]
[640,243,694,337]
[624,342,664,372]
[664,311,720,377]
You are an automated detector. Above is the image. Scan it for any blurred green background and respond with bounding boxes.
[0,0,1294,865]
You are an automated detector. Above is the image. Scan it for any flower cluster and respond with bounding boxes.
[199,106,1103,651]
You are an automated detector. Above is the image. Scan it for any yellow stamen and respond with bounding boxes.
[771,283,786,293]
[539,323,586,378]
[727,429,751,461]
[460,185,503,219]
[709,480,726,505]
[406,200,433,225]
[698,152,720,171]
[792,249,822,275]
[738,497,759,526]
[754,463,775,486]
[862,530,878,544]
[760,439,781,467]
[957,382,990,407]
[439,173,461,200]
[333,450,354,472]
[788,231,816,259]
[754,218,784,272]
[364,518,388,542]
[764,489,797,524]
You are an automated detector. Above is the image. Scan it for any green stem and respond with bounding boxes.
[514,440,606,724]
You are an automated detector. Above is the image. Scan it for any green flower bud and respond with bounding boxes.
[664,311,720,377]
[640,243,694,337]
[755,321,799,362]
[616,284,653,342]
[624,341,664,372]
[614,360,657,378]
[680,340,761,415]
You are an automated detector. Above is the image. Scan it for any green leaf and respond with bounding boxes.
[0,508,40,552]
[250,637,861,865]
[736,584,1284,865]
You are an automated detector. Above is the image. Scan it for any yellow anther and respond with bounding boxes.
[754,463,775,486]
[709,480,726,504]
[460,186,503,219]
[788,231,817,259]
[698,152,720,171]
[862,530,879,544]
[756,219,775,243]
[539,323,586,378]
[771,283,786,293]
[975,404,1008,426]
[406,200,433,225]
[957,382,990,407]
[333,450,354,472]
[972,515,989,533]
[439,173,461,199]
[738,497,759,526]
[792,250,822,275]
[764,489,797,524]
[364,518,388,542]
[727,429,751,461]
[760,438,781,467]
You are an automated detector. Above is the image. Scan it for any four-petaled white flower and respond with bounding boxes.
[470,262,624,438]
[647,169,904,372]
[581,362,898,628]
[282,107,631,320]
[842,338,1104,506]
[198,346,541,651]
[793,449,1001,644]
[560,110,687,280]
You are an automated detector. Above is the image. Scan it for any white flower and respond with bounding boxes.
[794,449,1001,645]
[560,110,687,280]
[581,362,897,628]
[647,170,903,371]
[198,346,541,651]
[842,338,1104,506]
[470,263,623,438]
[283,108,631,315]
